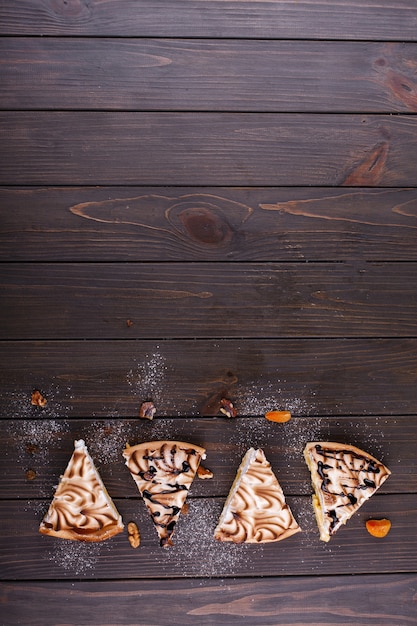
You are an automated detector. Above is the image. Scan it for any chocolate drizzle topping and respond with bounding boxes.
[306,442,391,540]
[123,441,205,547]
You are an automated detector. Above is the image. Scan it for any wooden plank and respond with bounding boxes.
[1,339,416,418]
[0,494,415,579]
[2,574,416,625]
[1,262,416,339]
[1,1,417,40]
[2,187,417,262]
[2,39,417,113]
[1,113,417,186]
[0,416,411,499]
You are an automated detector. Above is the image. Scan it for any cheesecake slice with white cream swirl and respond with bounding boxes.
[39,439,124,542]
[214,448,300,543]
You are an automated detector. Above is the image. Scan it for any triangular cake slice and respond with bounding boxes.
[123,440,206,547]
[39,439,124,542]
[304,442,391,542]
[214,448,300,543]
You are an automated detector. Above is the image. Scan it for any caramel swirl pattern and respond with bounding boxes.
[214,448,300,544]
[123,441,206,547]
[39,440,123,542]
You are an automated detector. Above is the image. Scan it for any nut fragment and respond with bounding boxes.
[139,401,156,420]
[219,398,237,418]
[197,465,214,480]
[31,390,47,408]
[127,521,141,548]
[265,410,291,423]
[366,518,391,538]
[26,469,37,481]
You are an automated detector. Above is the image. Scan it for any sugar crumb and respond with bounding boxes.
[82,419,134,466]
[127,352,167,406]
[46,539,110,576]
[161,499,262,577]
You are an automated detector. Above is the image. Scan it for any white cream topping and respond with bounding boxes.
[40,440,123,541]
[214,448,300,543]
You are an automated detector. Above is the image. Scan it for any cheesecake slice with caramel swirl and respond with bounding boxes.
[214,448,300,544]
[39,440,124,542]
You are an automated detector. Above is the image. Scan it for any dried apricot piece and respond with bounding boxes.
[366,518,391,538]
[265,410,291,423]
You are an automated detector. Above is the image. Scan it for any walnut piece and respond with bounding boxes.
[219,398,237,418]
[127,521,141,548]
[139,401,156,420]
[26,469,37,481]
[31,390,47,408]
[197,465,214,479]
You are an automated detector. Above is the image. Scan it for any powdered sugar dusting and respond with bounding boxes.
[226,416,274,455]
[281,417,329,462]
[162,499,262,577]
[4,383,72,463]
[127,351,167,406]
[82,419,135,466]
[234,380,316,417]
[137,417,181,442]
[339,417,385,459]
[4,385,71,495]
[25,499,49,519]
[6,419,70,494]
[290,496,319,545]
[4,383,74,421]
[46,539,110,575]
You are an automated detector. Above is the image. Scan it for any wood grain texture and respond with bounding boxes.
[2,39,417,113]
[1,495,416,580]
[2,575,416,625]
[1,1,417,40]
[1,113,417,186]
[1,262,416,339]
[0,417,412,499]
[1,0,416,618]
[2,187,417,262]
[1,339,416,418]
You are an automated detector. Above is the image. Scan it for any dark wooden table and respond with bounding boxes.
[1,2,417,624]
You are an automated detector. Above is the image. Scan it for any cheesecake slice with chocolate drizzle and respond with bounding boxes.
[123,440,206,547]
[304,442,391,542]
